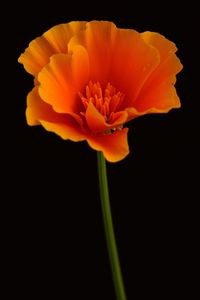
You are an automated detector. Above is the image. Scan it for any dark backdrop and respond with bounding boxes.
[4,1,199,299]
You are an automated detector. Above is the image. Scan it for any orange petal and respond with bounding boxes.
[141,31,177,61]
[38,46,89,114]
[133,78,181,113]
[111,29,161,106]
[18,21,87,76]
[125,107,142,121]
[39,120,85,141]
[68,21,117,86]
[44,21,87,53]
[133,32,183,112]
[85,101,128,134]
[109,111,128,125]
[27,86,65,125]
[86,128,129,162]
[85,101,107,133]
[26,87,85,141]
[141,32,183,82]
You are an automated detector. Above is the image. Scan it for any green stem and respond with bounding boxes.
[97,151,127,300]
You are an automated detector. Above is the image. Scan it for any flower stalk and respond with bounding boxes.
[97,151,127,300]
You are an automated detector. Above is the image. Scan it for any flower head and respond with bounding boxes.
[18,21,183,162]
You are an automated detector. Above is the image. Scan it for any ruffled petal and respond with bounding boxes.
[44,21,87,53]
[26,86,65,125]
[133,78,181,113]
[111,29,160,106]
[86,128,129,162]
[38,46,90,114]
[18,21,87,76]
[68,21,117,86]
[133,32,183,112]
[141,31,177,61]
[85,101,128,133]
[26,87,85,141]
[39,120,85,141]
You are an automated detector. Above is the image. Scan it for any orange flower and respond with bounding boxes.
[18,21,183,162]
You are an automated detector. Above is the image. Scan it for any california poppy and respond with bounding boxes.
[18,21,183,162]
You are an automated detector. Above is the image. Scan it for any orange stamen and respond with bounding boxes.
[79,81,124,122]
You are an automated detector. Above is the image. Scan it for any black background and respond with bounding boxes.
[4,0,199,299]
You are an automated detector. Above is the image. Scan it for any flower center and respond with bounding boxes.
[79,81,124,122]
